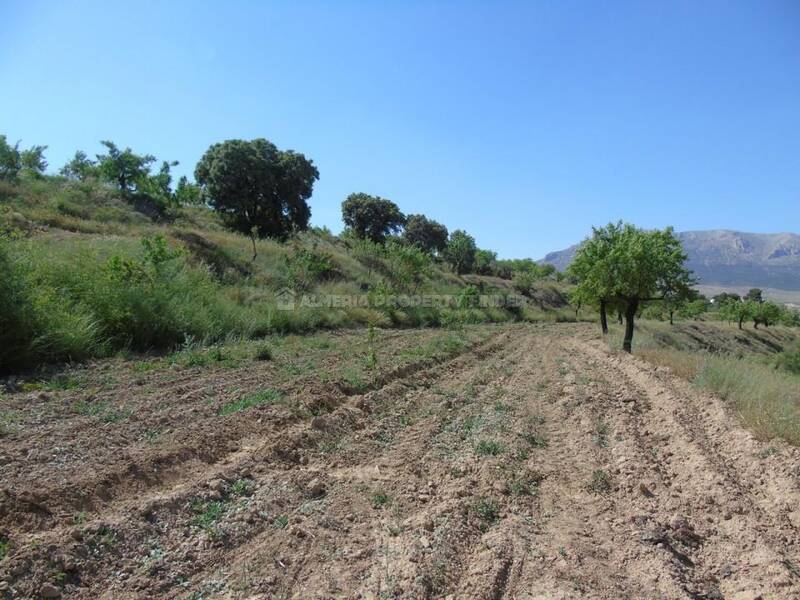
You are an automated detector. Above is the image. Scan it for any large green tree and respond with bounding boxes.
[341,193,405,243]
[60,151,98,181]
[569,222,623,334]
[443,229,477,275]
[96,141,156,193]
[403,214,448,254]
[0,135,48,181]
[195,139,319,258]
[571,222,694,352]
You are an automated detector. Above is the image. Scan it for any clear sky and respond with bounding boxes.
[2,1,798,258]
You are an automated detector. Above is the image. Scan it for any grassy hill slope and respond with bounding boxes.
[0,177,574,372]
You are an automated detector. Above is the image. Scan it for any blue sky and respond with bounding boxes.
[2,1,798,258]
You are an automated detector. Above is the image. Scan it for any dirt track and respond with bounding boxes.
[1,323,799,599]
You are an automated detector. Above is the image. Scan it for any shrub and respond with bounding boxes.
[283,244,335,291]
[775,343,800,375]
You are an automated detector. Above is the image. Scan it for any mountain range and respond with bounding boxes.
[541,230,800,297]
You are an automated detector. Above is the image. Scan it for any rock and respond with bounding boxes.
[40,583,61,598]
[0,581,8,591]
[419,536,431,549]
[423,519,435,532]
[306,478,326,498]
[639,483,655,498]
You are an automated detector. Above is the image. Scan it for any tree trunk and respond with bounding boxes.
[599,299,608,334]
[250,234,258,261]
[669,310,674,325]
[617,310,623,325]
[738,316,744,329]
[623,298,639,353]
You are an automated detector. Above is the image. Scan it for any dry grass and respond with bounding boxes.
[614,321,800,446]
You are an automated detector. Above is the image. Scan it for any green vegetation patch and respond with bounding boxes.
[218,388,281,416]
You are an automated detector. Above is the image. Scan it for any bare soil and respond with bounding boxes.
[1,323,799,599]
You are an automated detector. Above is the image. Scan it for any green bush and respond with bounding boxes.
[0,234,257,371]
[776,343,800,375]
[283,244,335,291]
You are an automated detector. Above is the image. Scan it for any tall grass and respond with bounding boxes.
[614,323,800,446]
[696,356,800,445]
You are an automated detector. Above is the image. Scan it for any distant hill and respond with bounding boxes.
[542,230,800,292]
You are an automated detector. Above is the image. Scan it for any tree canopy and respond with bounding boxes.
[570,222,694,352]
[0,135,48,181]
[195,138,319,254]
[341,193,405,243]
[443,229,477,275]
[403,214,448,254]
[96,140,156,193]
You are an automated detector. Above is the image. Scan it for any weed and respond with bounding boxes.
[371,490,392,509]
[218,388,281,416]
[592,422,610,448]
[74,400,109,417]
[758,446,777,459]
[588,469,612,494]
[273,514,289,529]
[494,401,513,414]
[474,439,505,456]
[0,538,9,560]
[473,497,499,526]
[230,478,253,496]
[73,511,87,525]
[515,447,530,461]
[191,500,224,530]
[508,470,545,496]
[521,432,549,448]
[253,342,273,361]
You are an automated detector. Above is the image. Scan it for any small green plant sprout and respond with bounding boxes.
[520,432,548,448]
[191,500,224,530]
[218,388,281,416]
[588,469,612,494]
[474,439,505,456]
[473,497,499,527]
[371,490,392,509]
[230,478,253,496]
[592,422,610,448]
[273,514,289,529]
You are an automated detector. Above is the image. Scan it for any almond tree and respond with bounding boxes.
[571,222,694,352]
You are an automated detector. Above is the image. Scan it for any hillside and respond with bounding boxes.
[0,176,572,372]
[543,230,800,294]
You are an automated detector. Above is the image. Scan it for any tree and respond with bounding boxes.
[60,151,97,180]
[403,214,448,254]
[443,229,477,274]
[341,193,405,243]
[0,135,47,181]
[677,297,707,321]
[712,292,740,307]
[754,301,781,328]
[569,222,623,334]
[719,298,753,329]
[96,141,156,193]
[745,288,763,303]
[174,176,202,205]
[20,145,48,177]
[570,222,694,352]
[195,139,319,258]
[474,249,497,275]
[0,136,21,181]
[138,160,180,208]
